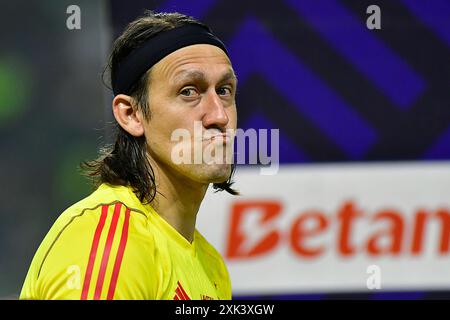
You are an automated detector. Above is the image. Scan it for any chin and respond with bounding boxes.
[196,163,232,184]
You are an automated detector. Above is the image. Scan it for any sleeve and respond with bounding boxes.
[26,203,159,300]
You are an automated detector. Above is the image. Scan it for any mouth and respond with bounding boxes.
[202,132,231,143]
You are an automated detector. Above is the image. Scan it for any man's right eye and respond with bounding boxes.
[180,88,198,97]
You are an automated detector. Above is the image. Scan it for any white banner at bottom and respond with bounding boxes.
[197,162,450,294]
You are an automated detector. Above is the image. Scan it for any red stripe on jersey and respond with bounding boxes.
[107,207,131,300]
[174,281,191,300]
[81,205,109,300]
[178,282,191,300]
[94,202,122,300]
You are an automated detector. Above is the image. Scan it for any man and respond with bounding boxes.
[20,11,238,300]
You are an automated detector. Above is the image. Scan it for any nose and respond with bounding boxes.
[201,89,229,130]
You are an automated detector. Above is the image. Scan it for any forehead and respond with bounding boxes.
[151,44,234,82]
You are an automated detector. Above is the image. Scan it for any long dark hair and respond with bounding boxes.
[81,11,238,204]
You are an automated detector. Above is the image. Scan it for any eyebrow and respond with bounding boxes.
[219,70,238,84]
[173,69,237,85]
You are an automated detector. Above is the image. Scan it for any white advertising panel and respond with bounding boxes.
[197,162,450,294]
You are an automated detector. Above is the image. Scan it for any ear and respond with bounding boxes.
[112,94,145,137]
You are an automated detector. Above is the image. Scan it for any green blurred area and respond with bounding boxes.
[0,0,110,298]
[54,142,98,207]
[0,57,31,126]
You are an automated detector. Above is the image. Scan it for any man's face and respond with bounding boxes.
[143,44,237,185]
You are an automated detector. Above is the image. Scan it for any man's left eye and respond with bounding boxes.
[217,87,232,95]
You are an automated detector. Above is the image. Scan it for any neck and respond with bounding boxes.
[149,159,208,243]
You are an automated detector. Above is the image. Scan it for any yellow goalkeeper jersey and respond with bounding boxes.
[20,183,232,300]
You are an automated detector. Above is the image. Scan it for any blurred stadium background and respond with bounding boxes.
[1,0,449,299]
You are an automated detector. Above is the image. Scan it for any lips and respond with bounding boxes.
[202,130,230,142]
[207,133,229,141]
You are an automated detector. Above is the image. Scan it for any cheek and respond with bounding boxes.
[147,102,184,134]
[145,109,194,152]
[227,105,238,128]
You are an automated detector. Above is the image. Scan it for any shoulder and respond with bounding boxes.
[25,184,158,299]
[195,231,232,299]
[49,183,151,252]
[195,231,224,262]
[195,231,229,275]
[44,185,152,267]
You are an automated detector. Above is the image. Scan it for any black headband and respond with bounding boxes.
[112,24,229,95]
